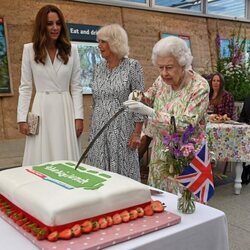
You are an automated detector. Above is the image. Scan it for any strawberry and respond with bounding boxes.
[47,231,59,242]
[106,216,113,227]
[144,204,154,216]
[41,227,49,237]
[17,212,24,219]
[92,221,100,231]
[31,226,41,236]
[81,220,93,233]
[98,217,108,229]
[151,200,164,212]
[22,221,31,231]
[72,224,82,237]
[25,223,37,233]
[0,202,9,211]
[112,213,122,225]
[136,207,145,217]
[36,227,49,240]
[12,212,24,221]
[5,208,13,217]
[59,228,72,240]
[129,209,138,220]
[120,210,130,222]
[16,217,28,226]
[11,213,20,222]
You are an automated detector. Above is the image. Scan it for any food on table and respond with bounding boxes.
[208,114,231,123]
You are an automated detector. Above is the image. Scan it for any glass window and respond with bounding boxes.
[207,0,246,18]
[154,0,201,12]
[121,0,147,3]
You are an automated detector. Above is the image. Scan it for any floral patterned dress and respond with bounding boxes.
[86,58,144,181]
[144,70,210,192]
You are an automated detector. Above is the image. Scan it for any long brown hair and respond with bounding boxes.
[209,72,225,105]
[32,5,71,65]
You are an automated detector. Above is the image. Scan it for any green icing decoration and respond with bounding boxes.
[66,162,75,166]
[87,170,98,174]
[99,173,112,178]
[33,163,110,190]
[78,166,86,171]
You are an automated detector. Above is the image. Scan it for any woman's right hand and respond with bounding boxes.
[123,100,155,117]
[18,122,30,135]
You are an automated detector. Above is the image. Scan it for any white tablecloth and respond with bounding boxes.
[0,191,229,250]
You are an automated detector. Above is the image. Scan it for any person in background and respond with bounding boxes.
[86,24,145,181]
[17,5,84,166]
[238,96,250,184]
[208,72,234,118]
[238,96,250,124]
[124,36,209,192]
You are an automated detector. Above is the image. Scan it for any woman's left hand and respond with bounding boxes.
[75,119,84,137]
[128,131,141,150]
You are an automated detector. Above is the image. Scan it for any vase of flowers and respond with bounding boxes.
[161,117,203,214]
[177,188,196,214]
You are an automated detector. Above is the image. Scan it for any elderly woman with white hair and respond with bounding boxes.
[124,36,209,191]
[86,24,145,181]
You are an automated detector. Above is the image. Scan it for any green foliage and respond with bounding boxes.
[216,26,250,101]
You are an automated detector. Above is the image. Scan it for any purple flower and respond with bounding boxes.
[165,128,192,160]
[173,147,183,158]
[182,124,195,144]
[163,135,171,146]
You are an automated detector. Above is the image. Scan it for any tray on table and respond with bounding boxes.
[0,209,181,250]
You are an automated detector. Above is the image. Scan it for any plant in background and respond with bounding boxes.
[216,25,250,101]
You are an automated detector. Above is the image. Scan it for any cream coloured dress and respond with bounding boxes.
[17,43,83,166]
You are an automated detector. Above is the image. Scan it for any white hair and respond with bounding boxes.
[97,24,129,59]
[151,36,193,69]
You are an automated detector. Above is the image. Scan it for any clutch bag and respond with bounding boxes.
[27,112,39,135]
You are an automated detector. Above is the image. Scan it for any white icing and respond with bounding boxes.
[0,161,151,227]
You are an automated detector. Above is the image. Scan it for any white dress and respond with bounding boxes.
[17,43,84,166]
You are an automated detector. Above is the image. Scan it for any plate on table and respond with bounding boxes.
[208,114,231,123]
[224,120,244,125]
[209,120,225,123]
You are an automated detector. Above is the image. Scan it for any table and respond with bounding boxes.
[206,122,250,194]
[0,191,229,250]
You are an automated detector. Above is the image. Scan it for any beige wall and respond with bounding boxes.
[0,0,250,143]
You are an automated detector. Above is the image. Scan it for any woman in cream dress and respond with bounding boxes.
[17,5,84,166]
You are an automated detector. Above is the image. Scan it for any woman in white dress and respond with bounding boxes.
[86,24,145,181]
[17,5,84,166]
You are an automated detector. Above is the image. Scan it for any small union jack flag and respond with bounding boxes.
[176,142,214,203]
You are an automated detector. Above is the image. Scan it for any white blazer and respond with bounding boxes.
[17,43,83,122]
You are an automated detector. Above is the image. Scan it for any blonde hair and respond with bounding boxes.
[152,36,193,69]
[97,24,129,59]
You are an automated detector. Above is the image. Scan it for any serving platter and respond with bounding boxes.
[0,208,181,250]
